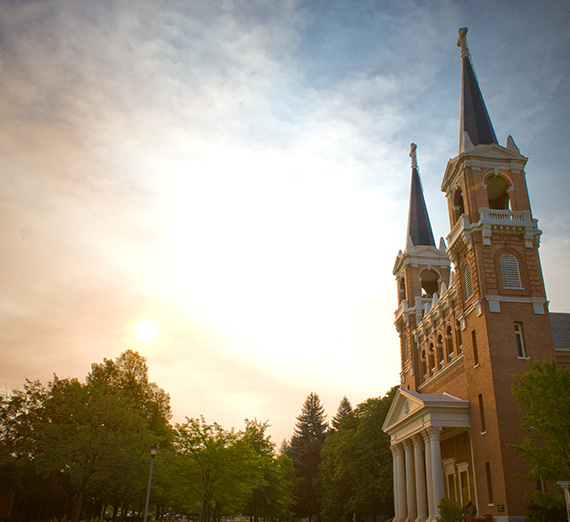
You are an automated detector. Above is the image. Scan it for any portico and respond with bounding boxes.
[383,389,471,522]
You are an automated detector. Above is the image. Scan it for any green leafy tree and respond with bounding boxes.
[173,416,264,522]
[87,349,172,436]
[319,387,397,522]
[242,419,294,522]
[331,396,352,431]
[0,351,173,522]
[511,358,570,482]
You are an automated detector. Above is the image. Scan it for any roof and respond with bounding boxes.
[550,312,570,347]
[407,167,436,247]
[458,28,498,149]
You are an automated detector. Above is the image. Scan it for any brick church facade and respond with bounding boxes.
[382,28,570,522]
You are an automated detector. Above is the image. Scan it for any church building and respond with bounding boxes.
[382,28,570,522]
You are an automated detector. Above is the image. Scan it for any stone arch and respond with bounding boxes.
[453,186,465,222]
[483,171,513,210]
[419,267,442,298]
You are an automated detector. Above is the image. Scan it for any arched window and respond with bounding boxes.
[464,264,473,300]
[456,319,463,352]
[446,324,454,359]
[500,253,522,288]
[437,333,444,366]
[399,277,406,302]
[420,269,439,298]
[453,188,465,222]
[486,174,511,210]
[421,349,427,380]
[428,342,436,374]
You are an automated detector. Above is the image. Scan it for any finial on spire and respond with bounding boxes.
[457,27,470,59]
[410,143,418,170]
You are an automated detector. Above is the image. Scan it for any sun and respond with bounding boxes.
[134,321,159,343]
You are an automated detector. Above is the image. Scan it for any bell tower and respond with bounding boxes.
[394,144,450,391]
[438,27,557,518]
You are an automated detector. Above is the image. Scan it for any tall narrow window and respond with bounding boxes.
[478,394,486,433]
[453,188,465,223]
[421,349,427,380]
[464,264,473,300]
[514,323,526,357]
[472,330,479,366]
[500,253,522,289]
[456,320,463,352]
[402,336,409,361]
[457,465,470,505]
[485,462,494,504]
[446,324,454,359]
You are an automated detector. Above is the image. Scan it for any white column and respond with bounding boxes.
[404,439,417,522]
[422,431,435,522]
[428,427,444,519]
[394,443,407,522]
[413,435,427,522]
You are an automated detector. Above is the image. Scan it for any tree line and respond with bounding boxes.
[0,351,398,522]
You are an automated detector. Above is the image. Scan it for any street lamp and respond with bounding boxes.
[143,445,159,522]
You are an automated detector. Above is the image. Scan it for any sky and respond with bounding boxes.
[2,0,570,445]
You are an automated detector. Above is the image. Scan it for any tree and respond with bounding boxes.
[242,419,294,522]
[0,351,173,522]
[87,349,172,436]
[173,416,264,522]
[319,387,397,522]
[288,392,328,522]
[511,358,570,482]
[331,396,352,431]
[510,358,570,522]
[289,392,328,460]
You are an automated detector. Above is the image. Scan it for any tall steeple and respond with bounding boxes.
[406,143,436,248]
[457,27,498,152]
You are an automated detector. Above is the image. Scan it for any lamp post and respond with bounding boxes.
[143,444,158,522]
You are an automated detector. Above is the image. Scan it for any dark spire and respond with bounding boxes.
[457,27,498,152]
[406,144,436,248]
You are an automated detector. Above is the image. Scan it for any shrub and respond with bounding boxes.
[436,498,463,522]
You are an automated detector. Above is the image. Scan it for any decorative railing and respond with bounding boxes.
[479,208,533,226]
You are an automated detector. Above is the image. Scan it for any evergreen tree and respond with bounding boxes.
[290,392,328,456]
[331,396,352,431]
[288,392,328,522]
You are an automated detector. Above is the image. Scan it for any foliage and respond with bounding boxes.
[436,497,462,522]
[319,387,397,522]
[0,351,172,522]
[242,419,294,522]
[523,490,567,522]
[331,396,352,431]
[173,416,292,522]
[511,358,570,482]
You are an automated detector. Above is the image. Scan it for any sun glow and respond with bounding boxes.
[135,321,159,343]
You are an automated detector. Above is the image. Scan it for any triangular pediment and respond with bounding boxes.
[465,142,526,160]
[441,142,528,193]
[382,388,470,444]
[382,388,425,429]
